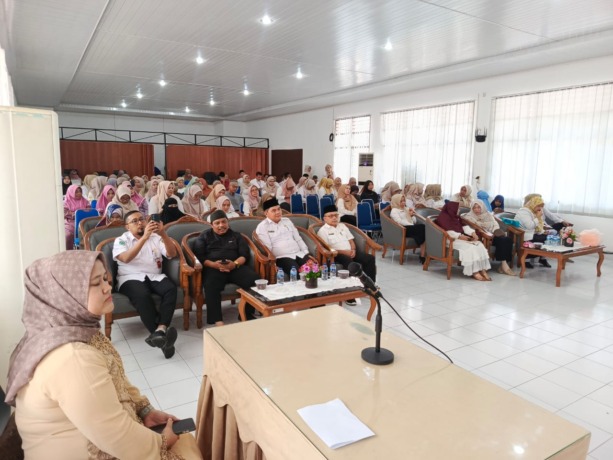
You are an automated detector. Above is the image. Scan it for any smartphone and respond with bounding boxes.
[151,418,196,435]
[150,214,161,222]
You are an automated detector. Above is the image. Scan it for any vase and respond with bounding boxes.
[563,238,574,247]
[305,278,318,289]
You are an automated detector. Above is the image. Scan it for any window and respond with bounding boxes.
[380,102,474,195]
[333,116,370,181]
[488,82,613,216]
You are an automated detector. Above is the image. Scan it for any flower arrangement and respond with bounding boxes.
[560,227,577,247]
[299,260,321,281]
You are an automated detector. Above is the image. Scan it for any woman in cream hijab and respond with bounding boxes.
[181,183,209,219]
[390,194,426,263]
[380,181,401,202]
[452,184,474,208]
[111,184,139,214]
[516,195,551,268]
[336,184,358,226]
[423,184,445,209]
[149,181,184,215]
[205,183,227,210]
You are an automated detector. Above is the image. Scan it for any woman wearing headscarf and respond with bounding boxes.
[262,175,278,196]
[111,184,139,214]
[463,200,516,275]
[451,184,474,208]
[6,251,201,459]
[476,190,493,212]
[333,177,343,197]
[181,184,210,219]
[62,175,72,195]
[82,174,98,201]
[423,184,445,209]
[132,176,146,197]
[175,177,186,197]
[199,178,213,199]
[324,164,334,179]
[107,177,118,189]
[95,203,124,228]
[317,177,334,198]
[436,201,492,280]
[237,174,251,196]
[160,197,185,225]
[96,184,116,215]
[146,178,159,202]
[64,185,91,250]
[295,176,307,199]
[490,195,505,214]
[243,184,261,216]
[205,183,227,211]
[303,178,318,198]
[390,194,426,263]
[208,196,239,221]
[405,183,426,209]
[359,180,380,204]
[149,181,184,215]
[68,169,82,185]
[89,176,108,203]
[276,178,296,211]
[380,181,401,203]
[336,184,358,226]
[516,195,551,268]
[130,182,149,216]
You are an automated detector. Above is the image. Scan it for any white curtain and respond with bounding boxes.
[488,82,613,216]
[333,116,370,182]
[380,102,474,196]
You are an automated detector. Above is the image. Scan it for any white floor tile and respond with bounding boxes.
[563,398,613,433]
[448,346,499,370]
[152,377,201,410]
[471,339,520,360]
[587,385,613,408]
[125,369,149,390]
[514,378,583,410]
[142,361,196,388]
[165,400,199,425]
[477,361,537,388]
[504,352,560,376]
[590,437,613,460]
[557,412,613,455]
[565,359,613,384]
[526,344,581,366]
[541,367,604,394]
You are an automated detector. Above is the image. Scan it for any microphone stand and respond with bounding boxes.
[361,287,394,365]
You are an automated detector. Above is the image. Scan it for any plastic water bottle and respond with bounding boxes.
[545,235,552,247]
[321,264,328,281]
[330,262,337,279]
[290,267,297,284]
[277,268,285,285]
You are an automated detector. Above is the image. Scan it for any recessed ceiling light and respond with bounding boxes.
[159,79,167,87]
[384,39,393,51]
[170,112,175,115]
[260,14,273,25]
[195,56,205,64]
[136,91,143,99]
[185,106,191,113]
[209,99,216,106]
[296,68,303,79]
[243,85,250,96]
[120,100,127,108]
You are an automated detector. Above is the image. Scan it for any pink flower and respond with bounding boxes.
[312,264,319,273]
[566,237,573,244]
[302,265,311,273]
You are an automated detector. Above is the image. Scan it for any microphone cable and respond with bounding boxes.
[380,293,453,364]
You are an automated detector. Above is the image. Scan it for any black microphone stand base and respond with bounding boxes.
[362,347,394,365]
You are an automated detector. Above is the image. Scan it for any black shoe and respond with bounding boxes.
[525,261,534,269]
[161,327,177,359]
[145,330,166,348]
[345,299,357,306]
[539,259,552,268]
[419,256,426,265]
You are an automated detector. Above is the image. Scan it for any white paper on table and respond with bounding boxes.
[297,398,375,449]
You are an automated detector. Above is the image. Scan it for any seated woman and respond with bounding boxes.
[243,184,261,216]
[149,181,184,215]
[333,177,343,197]
[131,182,149,216]
[262,175,278,197]
[359,180,380,204]
[208,196,240,221]
[175,177,186,198]
[523,193,573,231]
[436,201,492,281]
[64,185,91,250]
[451,184,474,208]
[490,195,505,214]
[336,184,358,226]
[96,184,116,216]
[389,194,426,264]
[161,197,185,224]
[205,184,227,211]
[423,184,445,209]
[380,181,401,203]
[89,176,108,204]
[6,251,201,459]
[317,177,335,198]
[62,175,72,196]
[463,200,516,276]
[96,203,124,228]
[276,178,296,211]
[516,195,551,268]
[303,179,318,199]
[181,184,210,219]
[405,182,426,209]
[111,184,139,214]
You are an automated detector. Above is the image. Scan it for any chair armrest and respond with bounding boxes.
[181,233,203,271]
[252,230,278,283]
[241,235,269,279]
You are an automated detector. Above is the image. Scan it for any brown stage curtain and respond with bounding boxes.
[166,146,268,180]
[60,140,154,177]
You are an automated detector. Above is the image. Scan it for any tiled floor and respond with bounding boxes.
[111,252,613,459]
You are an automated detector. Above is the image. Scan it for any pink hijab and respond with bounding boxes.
[64,185,89,212]
[5,251,104,405]
[96,185,116,214]
[279,178,296,203]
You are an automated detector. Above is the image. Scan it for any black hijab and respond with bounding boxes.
[160,197,184,224]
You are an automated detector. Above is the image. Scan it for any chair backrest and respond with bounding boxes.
[319,196,333,218]
[97,238,119,288]
[286,214,321,230]
[296,227,323,260]
[356,202,373,227]
[379,207,405,247]
[379,201,390,211]
[459,206,470,215]
[361,199,377,221]
[74,209,99,241]
[322,194,335,202]
[228,216,263,241]
[306,195,319,217]
[164,220,211,245]
[424,217,446,258]
[79,216,101,241]
[290,194,304,214]
[415,207,440,219]
[85,223,126,251]
[90,199,97,210]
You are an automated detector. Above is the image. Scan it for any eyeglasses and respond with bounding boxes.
[127,217,146,225]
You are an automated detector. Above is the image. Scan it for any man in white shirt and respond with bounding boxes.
[255,198,311,276]
[250,171,265,190]
[113,211,179,358]
[317,204,377,298]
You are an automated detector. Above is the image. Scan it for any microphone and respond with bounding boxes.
[348,262,380,297]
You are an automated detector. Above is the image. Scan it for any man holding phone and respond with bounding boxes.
[113,211,179,358]
[193,210,258,326]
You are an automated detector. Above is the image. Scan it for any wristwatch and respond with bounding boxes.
[234,260,240,268]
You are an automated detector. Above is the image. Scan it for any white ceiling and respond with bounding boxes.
[2,0,613,121]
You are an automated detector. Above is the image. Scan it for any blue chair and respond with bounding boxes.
[306,195,320,218]
[323,194,335,202]
[361,199,379,224]
[90,199,97,210]
[319,196,334,219]
[379,201,390,211]
[74,208,99,248]
[291,194,304,214]
[356,203,382,238]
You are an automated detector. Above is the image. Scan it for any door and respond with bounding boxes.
[271,149,303,182]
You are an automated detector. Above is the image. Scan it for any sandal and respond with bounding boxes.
[472,273,486,281]
[504,267,517,276]
[481,270,492,281]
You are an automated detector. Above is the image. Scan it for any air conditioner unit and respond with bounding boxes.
[357,153,373,184]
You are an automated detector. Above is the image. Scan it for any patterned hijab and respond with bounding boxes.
[5,251,105,405]
[64,185,89,212]
[263,176,278,195]
[524,196,545,233]
[464,199,497,232]
[436,201,464,233]
[182,184,205,217]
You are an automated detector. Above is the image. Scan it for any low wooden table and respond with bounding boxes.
[519,245,605,287]
[237,285,377,321]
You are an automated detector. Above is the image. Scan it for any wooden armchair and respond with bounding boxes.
[422,217,461,279]
[286,213,322,230]
[84,221,125,250]
[78,216,101,248]
[379,207,423,265]
[96,237,193,338]
[308,222,382,267]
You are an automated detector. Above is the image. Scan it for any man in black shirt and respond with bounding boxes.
[193,210,258,326]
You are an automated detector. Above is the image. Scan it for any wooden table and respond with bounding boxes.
[519,245,605,287]
[197,307,590,460]
[237,285,377,321]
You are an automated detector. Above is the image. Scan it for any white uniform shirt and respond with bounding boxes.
[317,222,353,251]
[390,208,416,226]
[255,217,308,259]
[112,231,168,288]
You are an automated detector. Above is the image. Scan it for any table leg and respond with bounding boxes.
[597,250,604,277]
[555,259,563,287]
[238,298,247,322]
[519,252,528,279]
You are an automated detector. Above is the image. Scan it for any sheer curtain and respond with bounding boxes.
[488,82,613,216]
[333,116,370,181]
[380,102,474,196]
